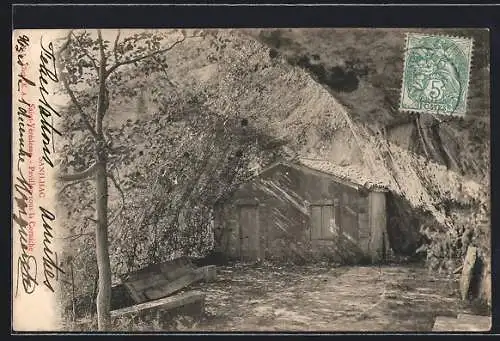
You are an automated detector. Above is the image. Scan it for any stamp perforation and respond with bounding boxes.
[399,32,474,118]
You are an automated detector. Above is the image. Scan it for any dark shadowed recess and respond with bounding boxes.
[386,193,430,258]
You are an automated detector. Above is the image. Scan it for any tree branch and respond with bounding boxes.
[72,32,99,73]
[58,177,93,195]
[108,208,123,228]
[96,30,108,136]
[108,170,125,227]
[98,29,107,69]
[64,232,94,242]
[134,162,164,231]
[58,162,98,182]
[154,56,176,88]
[415,114,430,159]
[105,34,188,78]
[113,29,121,64]
[86,216,98,224]
[109,170,125,207]
[57,31,99,140]
[61,77,100,140]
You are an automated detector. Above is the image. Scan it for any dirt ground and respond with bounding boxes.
[182,263,486,332]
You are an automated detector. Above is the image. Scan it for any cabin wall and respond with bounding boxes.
[368,191,389,262]
[217,164,378,263]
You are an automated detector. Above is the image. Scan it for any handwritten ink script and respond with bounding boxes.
[14,34,38,296]
[40,206,64,292]
[39,38,61,169]
[13,33,64,298]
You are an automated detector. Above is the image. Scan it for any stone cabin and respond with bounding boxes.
[214,158,391,264]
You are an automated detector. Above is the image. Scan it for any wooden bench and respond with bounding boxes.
[111,290,206,328]
[123,258,216,304]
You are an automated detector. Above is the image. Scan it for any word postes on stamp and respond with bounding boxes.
[400,33,473,116]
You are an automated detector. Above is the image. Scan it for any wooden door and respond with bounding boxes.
[310,204,335,240]
[238,205,260,261]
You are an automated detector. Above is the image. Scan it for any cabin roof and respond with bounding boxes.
[243,157,389,192]
[296,158,388,192]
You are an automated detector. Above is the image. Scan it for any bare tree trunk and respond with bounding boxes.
[56,28,193,332]
[95,152,111,330]
[95,29,112,331]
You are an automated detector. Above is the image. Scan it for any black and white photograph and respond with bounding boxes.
[12,25,491,333]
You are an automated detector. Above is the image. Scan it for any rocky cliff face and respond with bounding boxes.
[251,28,489,180]
[151,28,490,272]
[246,28,490,265]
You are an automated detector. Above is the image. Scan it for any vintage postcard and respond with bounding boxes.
[12,28,491,332]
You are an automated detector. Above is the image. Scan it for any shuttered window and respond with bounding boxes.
[310,203,337,240]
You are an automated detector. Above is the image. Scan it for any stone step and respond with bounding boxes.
[432,316,459,332]
[456,313,491,331]
[432,314,491,332]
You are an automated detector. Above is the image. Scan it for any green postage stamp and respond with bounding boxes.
[400,33,474,116]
